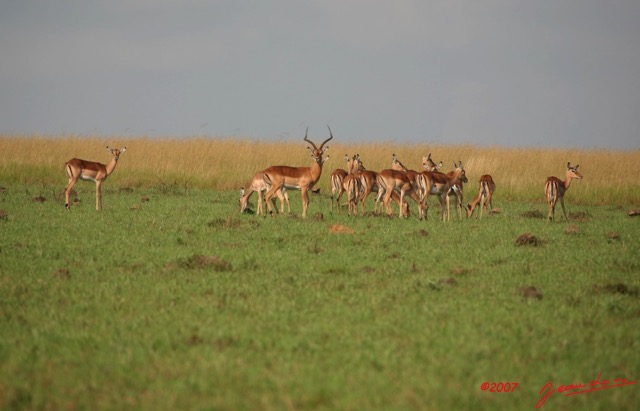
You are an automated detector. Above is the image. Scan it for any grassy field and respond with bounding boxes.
[1,136,639,410]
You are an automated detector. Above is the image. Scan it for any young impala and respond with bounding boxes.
[545,162,583,222]
[64,146,126,211]
[262,127,332,218]
[239,171,289,215]
[466,175,496,219]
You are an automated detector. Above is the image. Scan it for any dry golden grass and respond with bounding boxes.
[1,134,639,204]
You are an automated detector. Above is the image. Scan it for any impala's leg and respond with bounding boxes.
[263,182,281,215]
[485,191,493,217]
[398,189,406,218]
[276,189,286,214]
[560,197,568,223]
[439,194,447,221]
[445,195,451,222]
[256,189,263,215]
[64,177,78,210]
[457,192,463,220]
[284,189,291,213]
[382,187,393,216]
[479,193,485,219]
[301,188,309,218]
[375,186,386,214]
[95,180,102,211]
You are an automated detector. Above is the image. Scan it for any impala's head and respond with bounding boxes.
[106,146,127,160]
[454,161,467,182]
[304,126,333,165]
[239,188,248,212]
[391,154,408,172]
[422,153,441,172]
[353,154,365,173]
[567,162,583,180]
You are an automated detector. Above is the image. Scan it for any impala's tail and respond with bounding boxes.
[545,180,557,204]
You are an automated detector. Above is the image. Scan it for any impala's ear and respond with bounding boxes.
[575,164,580,170]
[453,161,457,168]
[567,162,571,169]
[106,146,111,151]
[120,147,127,152]
[437,161,443,170]
[459,161,463,168]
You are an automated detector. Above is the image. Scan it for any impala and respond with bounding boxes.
[64,146,126,211]
[445,169,468,221]
[466,175,496,219]
[420,161,467,221]
[343,172,362,216]
[545,162,583,222]
[388,154,426,219]
[376,164,424,219]
[330,154,355,213]
[351,155,403,215]
[262,127,332,218]
[239,171,289,215]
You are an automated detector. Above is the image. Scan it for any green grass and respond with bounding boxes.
[1,183,639,411]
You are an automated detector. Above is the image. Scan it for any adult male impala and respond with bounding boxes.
[239,171,289,215]
[263,127,333,218]
[545,162,583,222]
[64,146,126,211]
[466,175,496,219]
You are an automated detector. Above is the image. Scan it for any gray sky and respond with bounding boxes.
[2,1,639,149]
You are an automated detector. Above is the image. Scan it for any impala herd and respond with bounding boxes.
[62,129,583,223]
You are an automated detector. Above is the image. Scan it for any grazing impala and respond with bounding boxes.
[420,161,467,221]
[466,175,496,219]
[263,127,333,218]
[545,162,583,222]
[64,146,126,211]
[239,171,289,215]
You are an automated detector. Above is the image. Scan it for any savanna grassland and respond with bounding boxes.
[1,135,639,411]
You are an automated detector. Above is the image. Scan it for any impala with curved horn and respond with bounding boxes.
[64,146,126,211]
[263,127,333,218]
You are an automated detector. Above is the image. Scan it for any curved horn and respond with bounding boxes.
[319,125,334,149]
[303,128,317,150]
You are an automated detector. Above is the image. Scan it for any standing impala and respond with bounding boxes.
[64,146,126,211]
[420,161,467,221]
[239,171,289,215]
[263,127,333,218]
[545,162,583,222]
[330,154,354,213]
[466,174,496,219]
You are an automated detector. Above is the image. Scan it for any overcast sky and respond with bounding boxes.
[2,1,639,149]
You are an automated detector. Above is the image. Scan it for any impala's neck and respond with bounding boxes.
[563,171,575,190]
[105,156,119,176]
[311,158,324,182]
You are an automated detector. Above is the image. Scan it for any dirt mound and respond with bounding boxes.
[517,286,543,300]
[515,233,541,246]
